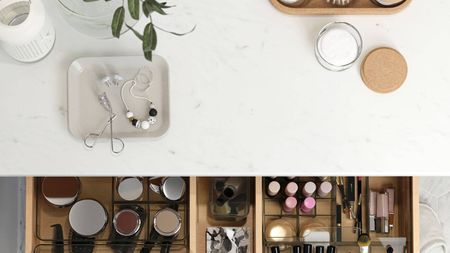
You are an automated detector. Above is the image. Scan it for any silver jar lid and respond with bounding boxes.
[117,177,143,201]
[161,177,185,201]
[153,208,182,237]
[69,199,108,236]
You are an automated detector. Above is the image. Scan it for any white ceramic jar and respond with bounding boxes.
[0,0,55,62]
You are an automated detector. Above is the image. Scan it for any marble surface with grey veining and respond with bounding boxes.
[1,0,450,175]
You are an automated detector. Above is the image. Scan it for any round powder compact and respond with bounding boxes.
[113,209,141,236]
[153,208,182,237]
[361,47,408,93]
[117,177,143,201]
[42,177,80,207]
[315,22,363,71]
[69,199,108,237]
[160,177,186,201]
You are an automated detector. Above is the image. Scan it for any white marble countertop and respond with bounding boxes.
[1,0,449,176]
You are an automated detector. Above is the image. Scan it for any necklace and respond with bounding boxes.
[120,68,158,130]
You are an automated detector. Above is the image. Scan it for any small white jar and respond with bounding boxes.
[0,0,55,62]
[315,22,362,71]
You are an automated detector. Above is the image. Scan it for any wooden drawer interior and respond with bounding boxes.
[269,0,411,15]
[25,177,418,253]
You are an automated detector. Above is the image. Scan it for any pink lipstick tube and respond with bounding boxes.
[300,197,316,213]
[302,182,317,197]
[283,196,298,213]
[285,182,298,197]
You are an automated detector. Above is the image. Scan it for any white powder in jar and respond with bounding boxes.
[318,27,358,67]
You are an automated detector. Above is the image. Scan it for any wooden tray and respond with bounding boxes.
[270,0,411,15]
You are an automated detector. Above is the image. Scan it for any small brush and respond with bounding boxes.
[358,234,372,253]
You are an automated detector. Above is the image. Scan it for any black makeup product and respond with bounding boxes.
[355,177,362,235]
[108,205,147,253]
[387,246,394,253]
[346,177,356,219]
[293,245,302,253]
[304,244,313,253]
[70,231,95,253]
[336,204,342,242]
[337,177,349,211]
[52,224,64,253]
[327,246,336,253]
[271,246,281,253]
[316,246,325,253]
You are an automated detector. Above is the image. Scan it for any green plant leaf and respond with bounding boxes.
[111,7,125,38]
[154,24,196,36]
[128,0,140,20]
[126,24,143,41]
[144,50,152,61]
[143,22,157,52]
[142,1,152,17]
[143,22,157,61]
[146,0,167,15]
[83,0,100,2]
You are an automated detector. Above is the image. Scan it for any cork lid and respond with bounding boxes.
[361,47,408,93]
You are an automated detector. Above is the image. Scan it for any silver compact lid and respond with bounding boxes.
[69,199,108,236]
[153,208,182,237]
[161,177,185,201]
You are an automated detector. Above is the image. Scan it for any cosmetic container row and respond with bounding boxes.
[24,177,418,253]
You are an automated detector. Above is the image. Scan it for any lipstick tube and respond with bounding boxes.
[302,181,317,197]
[376,192,389,233]
[283,196,298,213]
[369,191,377,232]
[386,188,395,231]
[285,182,299,197]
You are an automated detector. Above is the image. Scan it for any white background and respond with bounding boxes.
[0,0,449,175]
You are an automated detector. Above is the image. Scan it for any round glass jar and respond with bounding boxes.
[57,0,138,39]
[315,22,362,71]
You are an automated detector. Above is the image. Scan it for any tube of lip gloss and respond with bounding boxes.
[303,182,317,197]
[369,191,377,232]
[376,193,389,233]
[386,188,395,231]
[300,197,316,213]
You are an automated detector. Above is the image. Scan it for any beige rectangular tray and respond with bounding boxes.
[270,0,411,15]
[67,56,170,139]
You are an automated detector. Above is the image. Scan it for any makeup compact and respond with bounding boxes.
[153,207,182,237]
[265,219,295,249]
[69,199,108,237]
[371,0,405,7]
[42,177,80,207]
[117,177,144,201]
[113,209,141,236]
[150,177,186,201]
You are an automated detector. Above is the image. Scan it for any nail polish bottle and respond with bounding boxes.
[317,181,332,198]
[302,182,317,197]
[283,196,298,213]
[300,197,316,213]
[267,181,281,197]
[285,182,299,197]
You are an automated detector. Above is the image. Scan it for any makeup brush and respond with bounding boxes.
[326,0,352,6]
[358,234,372,253]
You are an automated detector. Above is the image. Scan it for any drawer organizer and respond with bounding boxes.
[25,177,419,253]
[27,177,189,253]
[269,0,412,15]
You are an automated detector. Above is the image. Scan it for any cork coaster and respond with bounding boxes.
[361,47,408,93]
